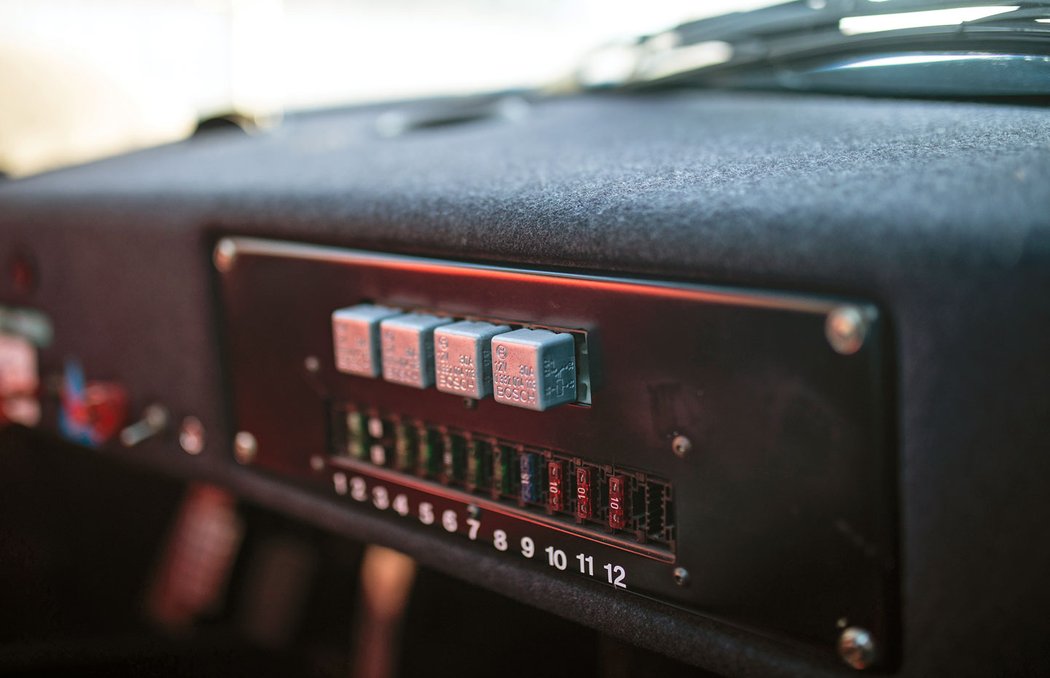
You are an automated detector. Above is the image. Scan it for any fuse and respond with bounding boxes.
[608,474,627,530]
[441,433,465,484]
[548,461,565,512]
[576,466,593,520]
[520,452,541,503]
[492,444,514,497]
[466,438,491,492]
[416,428,441,478]
[346,410,366,459]
[394,422,416,471]
[347,410,364,437]
[466,440,479,490]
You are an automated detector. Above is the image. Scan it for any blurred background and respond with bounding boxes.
[0,0,775,177]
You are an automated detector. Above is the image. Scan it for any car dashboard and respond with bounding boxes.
[1,90,1048,677]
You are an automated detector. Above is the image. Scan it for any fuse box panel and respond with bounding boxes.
[215,237,896,665]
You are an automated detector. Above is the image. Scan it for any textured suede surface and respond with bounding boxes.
[1,90,1048,677]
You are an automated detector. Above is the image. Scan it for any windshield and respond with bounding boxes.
[1,0,1046,176]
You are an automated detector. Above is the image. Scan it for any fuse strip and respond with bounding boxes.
[330,404,676,551]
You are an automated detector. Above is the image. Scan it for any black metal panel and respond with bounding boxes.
[216,237,896,664]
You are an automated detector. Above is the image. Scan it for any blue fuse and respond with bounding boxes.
[520,452,541,504]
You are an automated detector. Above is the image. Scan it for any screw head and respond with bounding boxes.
[837,626,877,670]
[671,435,692,458]
[309,455,325,471]
[826,306,868,355]
[673,566,690,587]
[213,239,238,273]
[233,431,257,464]
[304,356,320,373]
[178,416,206,455]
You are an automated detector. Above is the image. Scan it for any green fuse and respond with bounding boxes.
[416,427,440,478]
[394,422,416,471]
[492,444,513,498]
[466,439,490,492]
[466,439,479,490]
[346,411,366,459]
[441,434,465,484]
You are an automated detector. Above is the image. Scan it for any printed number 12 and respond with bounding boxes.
[604,563,627,589]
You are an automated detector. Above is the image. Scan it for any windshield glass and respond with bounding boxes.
[0,1,782,175]
[1,0,1046,176]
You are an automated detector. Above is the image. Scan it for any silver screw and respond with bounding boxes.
[119,404,170,447]
[671,435,692,458]
[673,567,690,586]
[233,431,257,464]
[213,238,238,273]
[826,306,868,355]
[837,626,877,670]
[467,504,481,519]
[304,356,320,373]
[178,416,206,455]
[309,455,325,471]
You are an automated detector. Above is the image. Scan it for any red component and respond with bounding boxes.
[547,461,564,512]
[62,367,129,445]
[608,474,627,530]
[576,466,593,520]
[85,382,129,443]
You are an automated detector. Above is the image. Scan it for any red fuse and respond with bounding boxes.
[576,466,593,520]
[608,474,627,530]
[548,461,564,512]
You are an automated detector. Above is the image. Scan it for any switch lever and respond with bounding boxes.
[120,403,170,447]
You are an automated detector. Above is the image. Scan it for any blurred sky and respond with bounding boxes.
[0,0,777,175]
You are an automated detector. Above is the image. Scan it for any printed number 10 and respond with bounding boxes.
[545,546,568,570]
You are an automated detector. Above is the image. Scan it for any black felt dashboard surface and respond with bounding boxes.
[1,90,1049,677]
